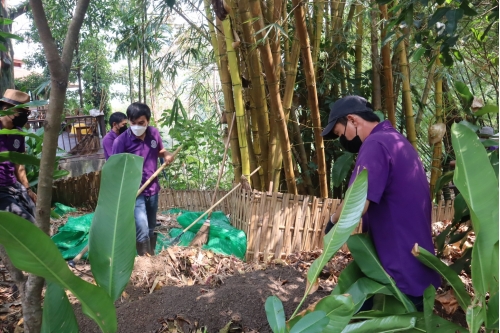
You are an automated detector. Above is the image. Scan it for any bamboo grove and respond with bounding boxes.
[196,0,498,198]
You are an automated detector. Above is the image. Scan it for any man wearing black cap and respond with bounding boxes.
[322,95,440,311]
[0,89,36,224]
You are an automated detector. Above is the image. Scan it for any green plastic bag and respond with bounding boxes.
[52,213,94,260]
[53,202,77,217]
[168,211,247,260]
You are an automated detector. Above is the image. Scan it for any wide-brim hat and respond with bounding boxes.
[1,89,30,111]
[321,95,374,140]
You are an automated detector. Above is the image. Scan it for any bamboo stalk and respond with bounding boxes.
[249,0,298,195]
[292,0,328,198]
[354,3,363,92]
[312,0,324,75]
[221,18,251,181]
[430,55,443,197]
[397,31,417,149]
[370,1,382,110]
[415,54,436,134]
[380,4,396,126]
[216,18,242,181]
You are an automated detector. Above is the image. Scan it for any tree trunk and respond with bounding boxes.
[379,4,395,126]
[75,41,84,109]
[24,0,90,331]
[142,0,147,105]
[370,1,381,110]
[292,0,328,198]
[397,32,417,149]
[128,51,133,103]
[430,56,443,197]
[249,0,297,194]
[138,52,142,102]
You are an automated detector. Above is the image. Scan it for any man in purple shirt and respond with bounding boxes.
[112,103,175,256]
[0,89,36,224]
[322,95,441,311]
[102,112,128,160]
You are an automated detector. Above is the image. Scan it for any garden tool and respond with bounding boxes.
[68,145,182,267]
[190,116,235,247]
[170,166,261,246]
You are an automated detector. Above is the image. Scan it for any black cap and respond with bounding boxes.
[321,95,374,139]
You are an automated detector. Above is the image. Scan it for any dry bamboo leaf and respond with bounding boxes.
[306,278,319,295]
[471,97,484,112]
[428,123,446,145]
[436,289,459,314]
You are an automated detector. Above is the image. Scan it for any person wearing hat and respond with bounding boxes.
[322,95,440,311]
[0,89,36,224]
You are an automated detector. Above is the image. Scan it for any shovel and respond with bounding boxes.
[68,145,182,267]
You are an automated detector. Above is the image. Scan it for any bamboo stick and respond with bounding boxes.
[430,55,443,198]
[379,4,396,127]
[354,3,364,92]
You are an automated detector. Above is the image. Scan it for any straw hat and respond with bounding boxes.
[1,89,30,111]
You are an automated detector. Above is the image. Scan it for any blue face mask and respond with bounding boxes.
[339,125,362,153]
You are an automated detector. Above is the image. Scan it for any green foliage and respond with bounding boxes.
[0,212,117,332]
[89,154,143,301]
[0,153,143,332]
[331,153,355,188]
[265,296,286,333]
[41,282,78,333]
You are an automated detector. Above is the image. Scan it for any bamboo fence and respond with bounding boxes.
[53,171,456,261]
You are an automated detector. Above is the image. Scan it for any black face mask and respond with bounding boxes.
[12,112,28,128]
[339,124,363,153]
[118,125,127,134]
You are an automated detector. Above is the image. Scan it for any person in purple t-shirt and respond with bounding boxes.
[0,89,37,224]
[102,112,128,160]
[111,103,175,256]
[321,95,441,311]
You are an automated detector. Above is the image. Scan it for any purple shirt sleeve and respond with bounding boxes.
[112,135,125,155]
[155,129,164,152]
[102,133,113,160]
[349,140,390,204]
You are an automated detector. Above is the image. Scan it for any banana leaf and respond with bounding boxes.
[332,261,364,295]
[341,315,416,332]
[306,170,368,294]
[372,295,407,314]
[345,277,393,313]
[466,301,485,333]
[289,311,329,333]
[451,123,499,326]
[412,245,470,311]
[89,153,143,301]
[41,281,78,333]
[423,285,436,333]
[265,296,286,333]
[0,212,116,333]
[347,234,416,313]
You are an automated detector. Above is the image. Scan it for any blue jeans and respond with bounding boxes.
[134,194,158,242]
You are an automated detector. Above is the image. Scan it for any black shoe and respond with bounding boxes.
[149,233,157,256]
[136,240,151,256]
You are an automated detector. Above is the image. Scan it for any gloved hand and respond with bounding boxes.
[325,221,335,234]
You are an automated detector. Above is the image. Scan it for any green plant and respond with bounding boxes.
[0,153,143,332]
[415,122,499,331]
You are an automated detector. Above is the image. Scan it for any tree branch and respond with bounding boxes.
[61,0,90,68]
[10,1,30,20]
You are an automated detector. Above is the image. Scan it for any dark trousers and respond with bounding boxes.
[0,182,36,224]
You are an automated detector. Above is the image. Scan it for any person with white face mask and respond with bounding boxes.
[111,102,175,256]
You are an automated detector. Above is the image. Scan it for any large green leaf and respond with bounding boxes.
[428,7,451,27]
[346,277,393,313]
[486,285,499,330]
[445,9,464,35]
[352,312,468,332]
[0,151,41,165]
[422,285,435,333]
[454,82,473,105]
[372,295,407,315]
[289,311,329,333]
[433,170,454,200]
[341,315,416,332]
[347,234,416,313]
[451,123,499,300]
[412,245,470,311]
[332,260,364,295]
[466,301,485,333]
[265,296,286,333]
[0,212,117,333]
[0,128,43,141]
[474,105,499,117]
[41,281,79,333]
[89,153,143,302]
[306,170,367,292]
[331,153,355,187]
